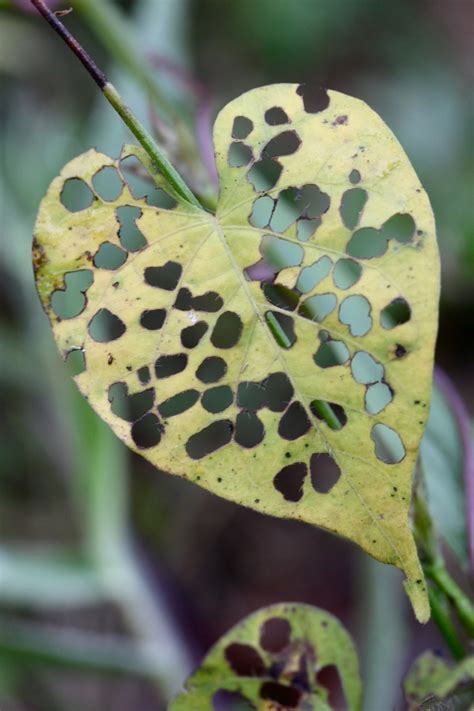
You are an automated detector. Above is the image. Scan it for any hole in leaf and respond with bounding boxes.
[299,293,337,323]
[260,682,301,708]
[270,187,303,233]
[116,206,147,252]
[92,166,123,202]
[278,402,311,440]
[314,337,350,368]
[186,420,233,459]
[265,107,290,125]
[351,352,384,384]
[228,141,253,168]
[310,401,347,430]
[120,155,177,208]
[380,213,416,244]
[247,159,282,192]
[196,356,227,384]
[332,258,362,289]
[296,256,332,294]
[296,84,330,113]
[346,227,388,259]
[296,219,317,241]
[244,259,277,283]
[140,308,166,331]
[108,383,154,422]
[93,242,127,270]
[263,284,299,311]
[232,116,253,140]
[88,309,126,342]
[263,373,294,411]
[349,169,361,185]
[371,423,406,464]
[262,130,301,159]
[131,413,162,448]
[365,383,393,415]
[339,294,372,336]
[155,353,187,379]
[316,665,347,709]
[262,235,304,269]
[265,311,296,348]
[137,366,150,384]
[260,617,291,653]
[158,390,199,418]
[212,690,256,711]
[273,462,307,502]
[380,297,411,329]
[211,312,243,349]
[145,261,182,291]
[237,381,266,411]
[192,292,224,312]
[235,412,265,448]
[65,348,86,376]
[51,270,93,320]
[174,288,224,312]
[60,178,94,212]
[201,386,234,414]
[310,453,341,493]
[224,643,266,677]
[181,321,209,348]
[340,188,368,230]
[249,195,275,229]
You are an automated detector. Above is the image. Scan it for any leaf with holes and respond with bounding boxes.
[33,84,439,622]
[169,603,362,710]
[403,651,474,710]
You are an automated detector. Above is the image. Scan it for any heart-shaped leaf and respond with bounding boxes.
[169,602,362,710]
[33,85,439,621]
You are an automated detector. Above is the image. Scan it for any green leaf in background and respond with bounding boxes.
[169,603,362,710]
[33,84,440,621]
[420,375,470,570]
[403,650,474,710]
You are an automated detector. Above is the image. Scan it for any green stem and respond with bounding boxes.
[425,563,474,638]
[30,0,202,210]
[427,585,466,660]
[104,83,201,207]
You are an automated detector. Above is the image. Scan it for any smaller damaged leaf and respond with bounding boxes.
[169,603,362,711]
[403,651,474,710]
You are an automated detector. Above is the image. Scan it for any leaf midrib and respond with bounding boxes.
[211,214,406,569]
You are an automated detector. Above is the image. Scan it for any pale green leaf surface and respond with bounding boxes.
[169,602,362,711]
[33,85,440,621]
[404,651,474,709]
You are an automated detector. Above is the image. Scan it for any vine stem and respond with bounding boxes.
[30,0,202,210]
[427,584,465,661]
[425,562,474,638]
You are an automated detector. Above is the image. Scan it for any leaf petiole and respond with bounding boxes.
[30,0,203,210]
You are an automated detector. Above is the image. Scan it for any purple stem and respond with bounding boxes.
[148,54,218,186]
[434,366,474,576]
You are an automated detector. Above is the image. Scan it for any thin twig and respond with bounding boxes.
[30,0,203,209]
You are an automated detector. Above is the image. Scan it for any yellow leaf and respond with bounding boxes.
[33,85,439,622]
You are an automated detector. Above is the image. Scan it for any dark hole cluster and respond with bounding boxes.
[249,183,330,241]
[212,612,344,710]
[273,453,341,502]
[346,212,416,259]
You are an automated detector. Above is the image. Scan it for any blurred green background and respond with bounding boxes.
[0,1,472,709]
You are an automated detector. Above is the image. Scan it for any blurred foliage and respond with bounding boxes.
[0,0,472,709]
